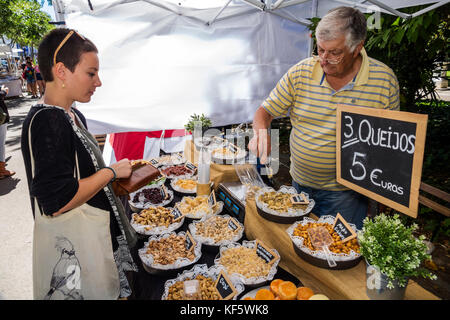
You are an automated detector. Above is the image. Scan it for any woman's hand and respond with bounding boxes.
[110,158,132,179]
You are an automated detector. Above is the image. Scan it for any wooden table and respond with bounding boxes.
[244,199,439,300]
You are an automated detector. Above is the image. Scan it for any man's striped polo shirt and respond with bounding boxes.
[262,48,400,191]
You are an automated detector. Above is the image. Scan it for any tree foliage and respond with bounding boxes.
[0,0,54,49]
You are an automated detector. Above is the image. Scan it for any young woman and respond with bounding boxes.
[23,61,38,98]
[21,28,138,300]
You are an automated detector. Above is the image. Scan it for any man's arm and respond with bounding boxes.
[248,106,274,164]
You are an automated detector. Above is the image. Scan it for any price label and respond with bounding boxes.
[160,185,169,200]
[208,190,217,207]
[227,143,238,154]
[171,206,185,223]
[185,231,196,251]
[214,270,237,300]
[149,158,159,166]
[290,193,309,205]
[255,240,278,264]
[227,217,241,232]
[332,213,357,243]
[185,161,197,173]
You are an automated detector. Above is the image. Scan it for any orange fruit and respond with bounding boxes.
[255,288,275,300]
[270,279,283,296]
[297,287,314,300]
[278,281,297,300]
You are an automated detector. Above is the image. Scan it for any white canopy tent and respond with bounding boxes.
[52,0,448,134]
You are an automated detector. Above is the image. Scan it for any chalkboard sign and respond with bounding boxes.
[185,231,196,251]
[214,270,237,300]
[336,105,427,218]
[332,213,357,243]
[290,193,309,205]
[160,185,168,200]
[227,217,241,232]
[185,161,197,173]
[171,206,184,223]
[255,240,278,264]
[208,190,217,207]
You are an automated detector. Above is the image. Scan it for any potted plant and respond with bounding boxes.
[184,113,212,134]
[358,213,436,300]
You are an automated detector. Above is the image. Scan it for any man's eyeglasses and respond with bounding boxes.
[53,30,86,66]
[312,48,345,65]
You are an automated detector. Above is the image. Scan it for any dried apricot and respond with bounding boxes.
[297,287,314,300]
[255,288,275,300]
[270,279,283,296]
[278,281,297,300]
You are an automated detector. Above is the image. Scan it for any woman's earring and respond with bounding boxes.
[62,83,65,88]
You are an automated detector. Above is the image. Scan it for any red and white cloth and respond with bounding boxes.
[102,129,191,165]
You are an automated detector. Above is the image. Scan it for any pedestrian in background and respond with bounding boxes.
[0,85,16,179]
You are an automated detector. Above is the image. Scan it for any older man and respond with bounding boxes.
[249,7,400,229]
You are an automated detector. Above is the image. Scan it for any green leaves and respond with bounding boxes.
[0,0,54,48]
[358,213,437,288]
[184,113,212,132]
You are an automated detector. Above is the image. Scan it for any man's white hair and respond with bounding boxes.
[316,7,367,52]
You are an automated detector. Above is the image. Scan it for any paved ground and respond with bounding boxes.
[0,95,37,300]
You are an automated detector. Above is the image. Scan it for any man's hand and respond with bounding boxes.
[248,128,271,164]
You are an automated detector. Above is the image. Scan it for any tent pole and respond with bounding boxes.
[271,0,287,10]
[411,0,450,18]
[208,0,233,25]
[364,0,411,19]
[308,0,318,57]
[270,0,310,10]
[240,0,266,11]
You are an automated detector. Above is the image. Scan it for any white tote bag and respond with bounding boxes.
[29,109,120,300]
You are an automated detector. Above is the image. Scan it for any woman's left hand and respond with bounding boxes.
[110,158,132,179]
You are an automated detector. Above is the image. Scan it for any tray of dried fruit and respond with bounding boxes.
[177,195,224,221]
[188,214,244,253]
[286,215,362,270]
[128,184,174,213]
[162,264,245,300]
[255,186,315,224]
[160,164,196,180]
[130,206,185,238]
[170,176,198,196]
[240,279,329,300]
[210,145,247,165]
[214,240,280,288]
[138,231,202,276]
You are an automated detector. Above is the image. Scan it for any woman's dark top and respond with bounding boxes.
[21,105,122,250]
[0,89,9,123]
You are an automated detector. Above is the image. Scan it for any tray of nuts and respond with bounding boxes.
[162,264,245,300]
[129,184,174,212]
[214,240,280,287]
[170,176,198,196]
[188,215,244,252]
[130,206,184,237]
[160,164,196,179]
[255,186,315,224]
[286,215,362,270]
[138,232,202,276]
[177,195,223,220]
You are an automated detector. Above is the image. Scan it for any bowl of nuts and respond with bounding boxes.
[255,186,315,224]
[286,215,362,270]
[214,240,280,287]
[129,184,174,213]
[170,176,198,196]
[138,231,202,276]
[188,215,244,253]
[130,206,185,238]
[162,264,245,300]
[177,195,223,220]
[210,146,247,165]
